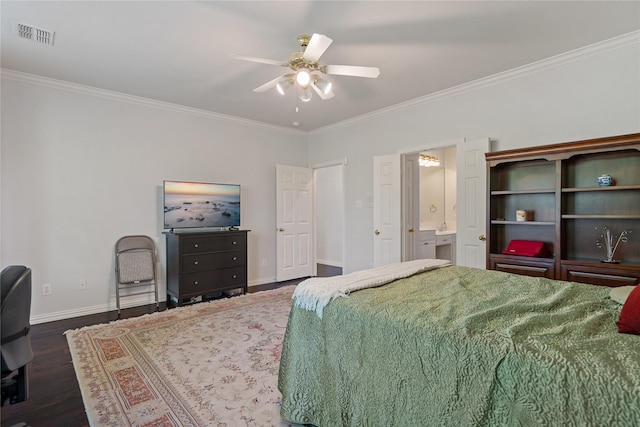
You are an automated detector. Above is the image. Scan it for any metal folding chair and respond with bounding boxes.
[115,235,159,315]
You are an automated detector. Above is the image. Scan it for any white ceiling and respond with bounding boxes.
[2,1,639,132]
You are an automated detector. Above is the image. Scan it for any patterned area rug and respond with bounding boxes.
[65,286,300,427]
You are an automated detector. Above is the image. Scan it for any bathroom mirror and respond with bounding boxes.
[419,147,457,231]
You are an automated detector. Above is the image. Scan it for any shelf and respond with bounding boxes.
[562,185,640,193]
[491,189,555,196]
[562,215,640,219]
[491,220,555,225]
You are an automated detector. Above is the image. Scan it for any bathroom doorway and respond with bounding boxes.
[402,145,457,263]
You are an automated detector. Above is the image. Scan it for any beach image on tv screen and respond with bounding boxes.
[164,182,240,228]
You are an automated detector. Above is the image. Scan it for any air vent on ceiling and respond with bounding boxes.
[12,21,55,45]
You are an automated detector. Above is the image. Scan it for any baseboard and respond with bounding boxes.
[30,277,281,324]
[30,294,163,325]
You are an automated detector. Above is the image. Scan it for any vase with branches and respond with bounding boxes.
[595,226,631,263]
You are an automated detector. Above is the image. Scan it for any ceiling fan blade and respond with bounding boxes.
[229,54,286,67]
[303,33,333,62]
[253,75,286,92]
[311,81,335,100]
[325,64,380,78]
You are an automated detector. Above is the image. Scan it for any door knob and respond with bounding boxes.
[479,234,487,241]
[374,229,380,235]
[408,228,414,232]
[278,228,284,232]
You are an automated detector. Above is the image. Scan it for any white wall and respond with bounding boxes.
[308,34,640,274]
[1,73,308,322]
[419,149,446,230]
[443,146,457,230]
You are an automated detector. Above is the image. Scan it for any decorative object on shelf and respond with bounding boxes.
[595,226,631,263]
[419,154,440,167]
[597,174,613,187]
[516,210,527,222]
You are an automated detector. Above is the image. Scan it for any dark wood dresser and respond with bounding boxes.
[164,230,249,306]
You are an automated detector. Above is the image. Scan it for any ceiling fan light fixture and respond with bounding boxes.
[314,77,332,95]
[295,69,311,87]
[276,78,292,95]
[299,87,312,102]
[232,33,381,103]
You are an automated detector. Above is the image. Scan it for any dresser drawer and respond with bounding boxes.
[181,234,246,254]
[181,267,247,294]
[182,250,246,273]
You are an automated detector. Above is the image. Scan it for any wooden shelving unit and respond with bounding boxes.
[486,133,640,287]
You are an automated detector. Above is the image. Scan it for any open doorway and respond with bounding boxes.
[402,145,457,264]
[315,164,344,277]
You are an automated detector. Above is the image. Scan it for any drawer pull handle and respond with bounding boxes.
[232,241,237,245]
[194,261,199,265]
[194,281,199,285]
[194,244,199,248]
[233,274,237,279]
[232,256,237,261]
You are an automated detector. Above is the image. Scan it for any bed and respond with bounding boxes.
[278,262,640,426]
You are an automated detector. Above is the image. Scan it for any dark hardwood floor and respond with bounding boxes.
[316,263,342,277]
[1,280,301,427]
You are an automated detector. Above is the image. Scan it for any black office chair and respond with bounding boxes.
[1,265,33,410]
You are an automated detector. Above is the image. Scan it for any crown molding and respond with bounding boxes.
[309,30,640,136]
[0,68,306,137]
[2,30,638,138]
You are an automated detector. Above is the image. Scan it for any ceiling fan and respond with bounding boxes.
[230,33,380,102]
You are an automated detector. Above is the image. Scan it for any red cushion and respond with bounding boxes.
[616,285,640,335]
[501,240,550,257]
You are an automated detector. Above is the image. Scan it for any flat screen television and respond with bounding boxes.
[163,180,240,230]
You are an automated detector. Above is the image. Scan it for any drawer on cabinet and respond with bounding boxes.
[181,234,246,254]
[494,262,551,278]
[182,251,246,273]
[562,267,639,287]
[436,235,453,245]
[181,267,247,294]
[489,255,555,279]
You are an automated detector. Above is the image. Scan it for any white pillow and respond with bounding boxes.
[610,286,636,305]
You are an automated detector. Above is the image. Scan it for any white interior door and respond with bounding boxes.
[373,154,401,267]
[276,164,313,281]
[456,138,490,268]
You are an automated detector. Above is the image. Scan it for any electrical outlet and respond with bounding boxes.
[79,279,87,290]
[42,283,52,296]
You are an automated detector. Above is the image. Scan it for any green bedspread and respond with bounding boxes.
[278,266,640,426]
